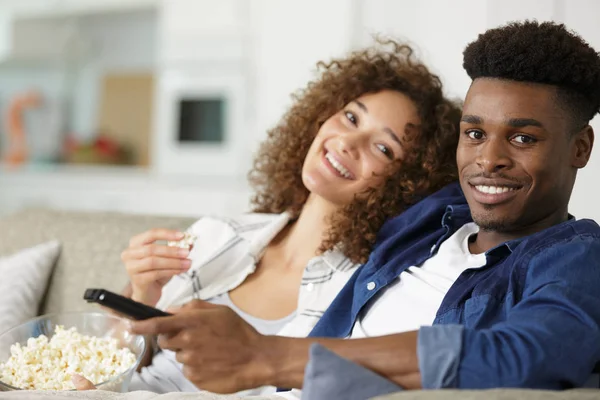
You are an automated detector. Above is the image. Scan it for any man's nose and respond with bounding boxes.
[475,138,513,173]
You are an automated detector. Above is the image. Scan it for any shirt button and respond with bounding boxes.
[306,283,314,292]
[367,282,376,291]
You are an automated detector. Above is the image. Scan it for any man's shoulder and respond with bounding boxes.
[514,218,600,262]
[530,218,600,246]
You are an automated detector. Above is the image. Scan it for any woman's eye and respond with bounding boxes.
[466,130,484,140]
[376,144,394,160]
[345,111,357,126]
[513,134,537,144]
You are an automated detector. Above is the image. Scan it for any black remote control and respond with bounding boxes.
[84,288,172,320]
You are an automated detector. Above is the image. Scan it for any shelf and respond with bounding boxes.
[7,0,158,19]
[0,163,248,189]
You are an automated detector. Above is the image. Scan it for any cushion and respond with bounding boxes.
[0,241,61,332]
[302,343,402,400]
[0,209,195,315]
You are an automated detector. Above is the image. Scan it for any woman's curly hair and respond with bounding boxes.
[248,39,461,263]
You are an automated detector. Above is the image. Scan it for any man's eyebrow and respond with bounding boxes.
[461,114,545,129]
[507,118,544,128]
[461,115,482,124]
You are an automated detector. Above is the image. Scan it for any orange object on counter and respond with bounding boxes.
[3,91,42,167]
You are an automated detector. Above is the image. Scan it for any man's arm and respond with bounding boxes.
[129,302,422,393]
[447,237,600,388]
[266,332,421,390]
[303,236,600,390]
[129,237,600,393]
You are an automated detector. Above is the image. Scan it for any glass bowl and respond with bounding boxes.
[0,312,146,392]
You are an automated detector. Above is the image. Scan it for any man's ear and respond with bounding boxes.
[572,125,594,169]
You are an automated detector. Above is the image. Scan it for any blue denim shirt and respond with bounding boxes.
[308,182,600,389]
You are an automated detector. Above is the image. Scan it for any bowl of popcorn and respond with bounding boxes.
[0,312,146,392]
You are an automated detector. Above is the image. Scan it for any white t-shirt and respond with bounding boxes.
[350,222,486,338]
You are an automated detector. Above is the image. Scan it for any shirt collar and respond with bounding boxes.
[321,248,359,272]
[246,212,293,260]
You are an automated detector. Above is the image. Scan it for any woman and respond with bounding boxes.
[79,39,461,395]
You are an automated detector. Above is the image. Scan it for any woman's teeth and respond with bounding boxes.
[325,152,352,179]
[475,185,517,194]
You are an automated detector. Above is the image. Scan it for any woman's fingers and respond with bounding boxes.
[72,374,96,390]
[135,269,190,286]
[122,244,189,262]
[127,257,191,275]
[128,229,185,248]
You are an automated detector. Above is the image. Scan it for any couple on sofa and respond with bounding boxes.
[74,20,600,399]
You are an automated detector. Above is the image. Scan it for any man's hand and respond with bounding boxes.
[130,300,421,392]
[129,300,276,393]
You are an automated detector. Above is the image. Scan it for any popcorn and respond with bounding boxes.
[167,232,197,249]
[0,326,136,390]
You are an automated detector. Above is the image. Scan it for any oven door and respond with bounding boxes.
[152,67,249,177]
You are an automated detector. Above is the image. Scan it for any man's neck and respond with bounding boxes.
[470,209,570,254]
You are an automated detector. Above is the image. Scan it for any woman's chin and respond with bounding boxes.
[305,190,349,208]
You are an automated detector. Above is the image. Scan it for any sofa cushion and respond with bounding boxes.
[373,389,600,399]
[0,209,196,315]
[0,241,61,332]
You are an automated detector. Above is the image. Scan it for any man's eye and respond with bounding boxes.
[466,130,484,140]
[376,144,394,160]
[513,134,537,144]
[345,111,357,125]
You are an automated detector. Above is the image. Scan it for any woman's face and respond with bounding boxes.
[302,90,420,206]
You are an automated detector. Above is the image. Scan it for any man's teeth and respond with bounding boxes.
[325,152,352,179]
[475,185,517,194]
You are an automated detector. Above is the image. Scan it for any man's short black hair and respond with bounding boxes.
[463,20,600,129]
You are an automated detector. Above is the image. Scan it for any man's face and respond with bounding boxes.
[457,78,592,232]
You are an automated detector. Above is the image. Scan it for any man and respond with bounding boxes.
[129,20,600,396]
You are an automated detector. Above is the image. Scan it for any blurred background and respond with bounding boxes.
[0,0,598,220]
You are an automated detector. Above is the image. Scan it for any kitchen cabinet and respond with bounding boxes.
[159,0,248,64]
[0,0,157,18]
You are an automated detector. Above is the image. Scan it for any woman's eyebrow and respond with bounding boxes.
[353,100,402,145]
[353,100,368,112]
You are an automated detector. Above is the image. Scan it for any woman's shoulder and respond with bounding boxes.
[186,212,290,236]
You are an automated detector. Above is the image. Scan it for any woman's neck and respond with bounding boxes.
[272,194,337,269]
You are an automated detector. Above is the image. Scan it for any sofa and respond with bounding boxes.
[0,208,597,400]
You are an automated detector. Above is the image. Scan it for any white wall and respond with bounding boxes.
[260,0,600,221]
[2,0,600,221]
[562,1,600,221]
[249,0,357,147]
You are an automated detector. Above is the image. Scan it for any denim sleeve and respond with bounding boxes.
[455,237,600,389]
[417,325,464,388]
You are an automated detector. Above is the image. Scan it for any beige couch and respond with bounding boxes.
[0,208,596,400]
[0,208,195,315]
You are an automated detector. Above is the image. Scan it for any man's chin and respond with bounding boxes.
[472,213,515,233]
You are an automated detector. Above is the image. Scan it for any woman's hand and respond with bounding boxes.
[122,229,192,306]
[72,374,96,390]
